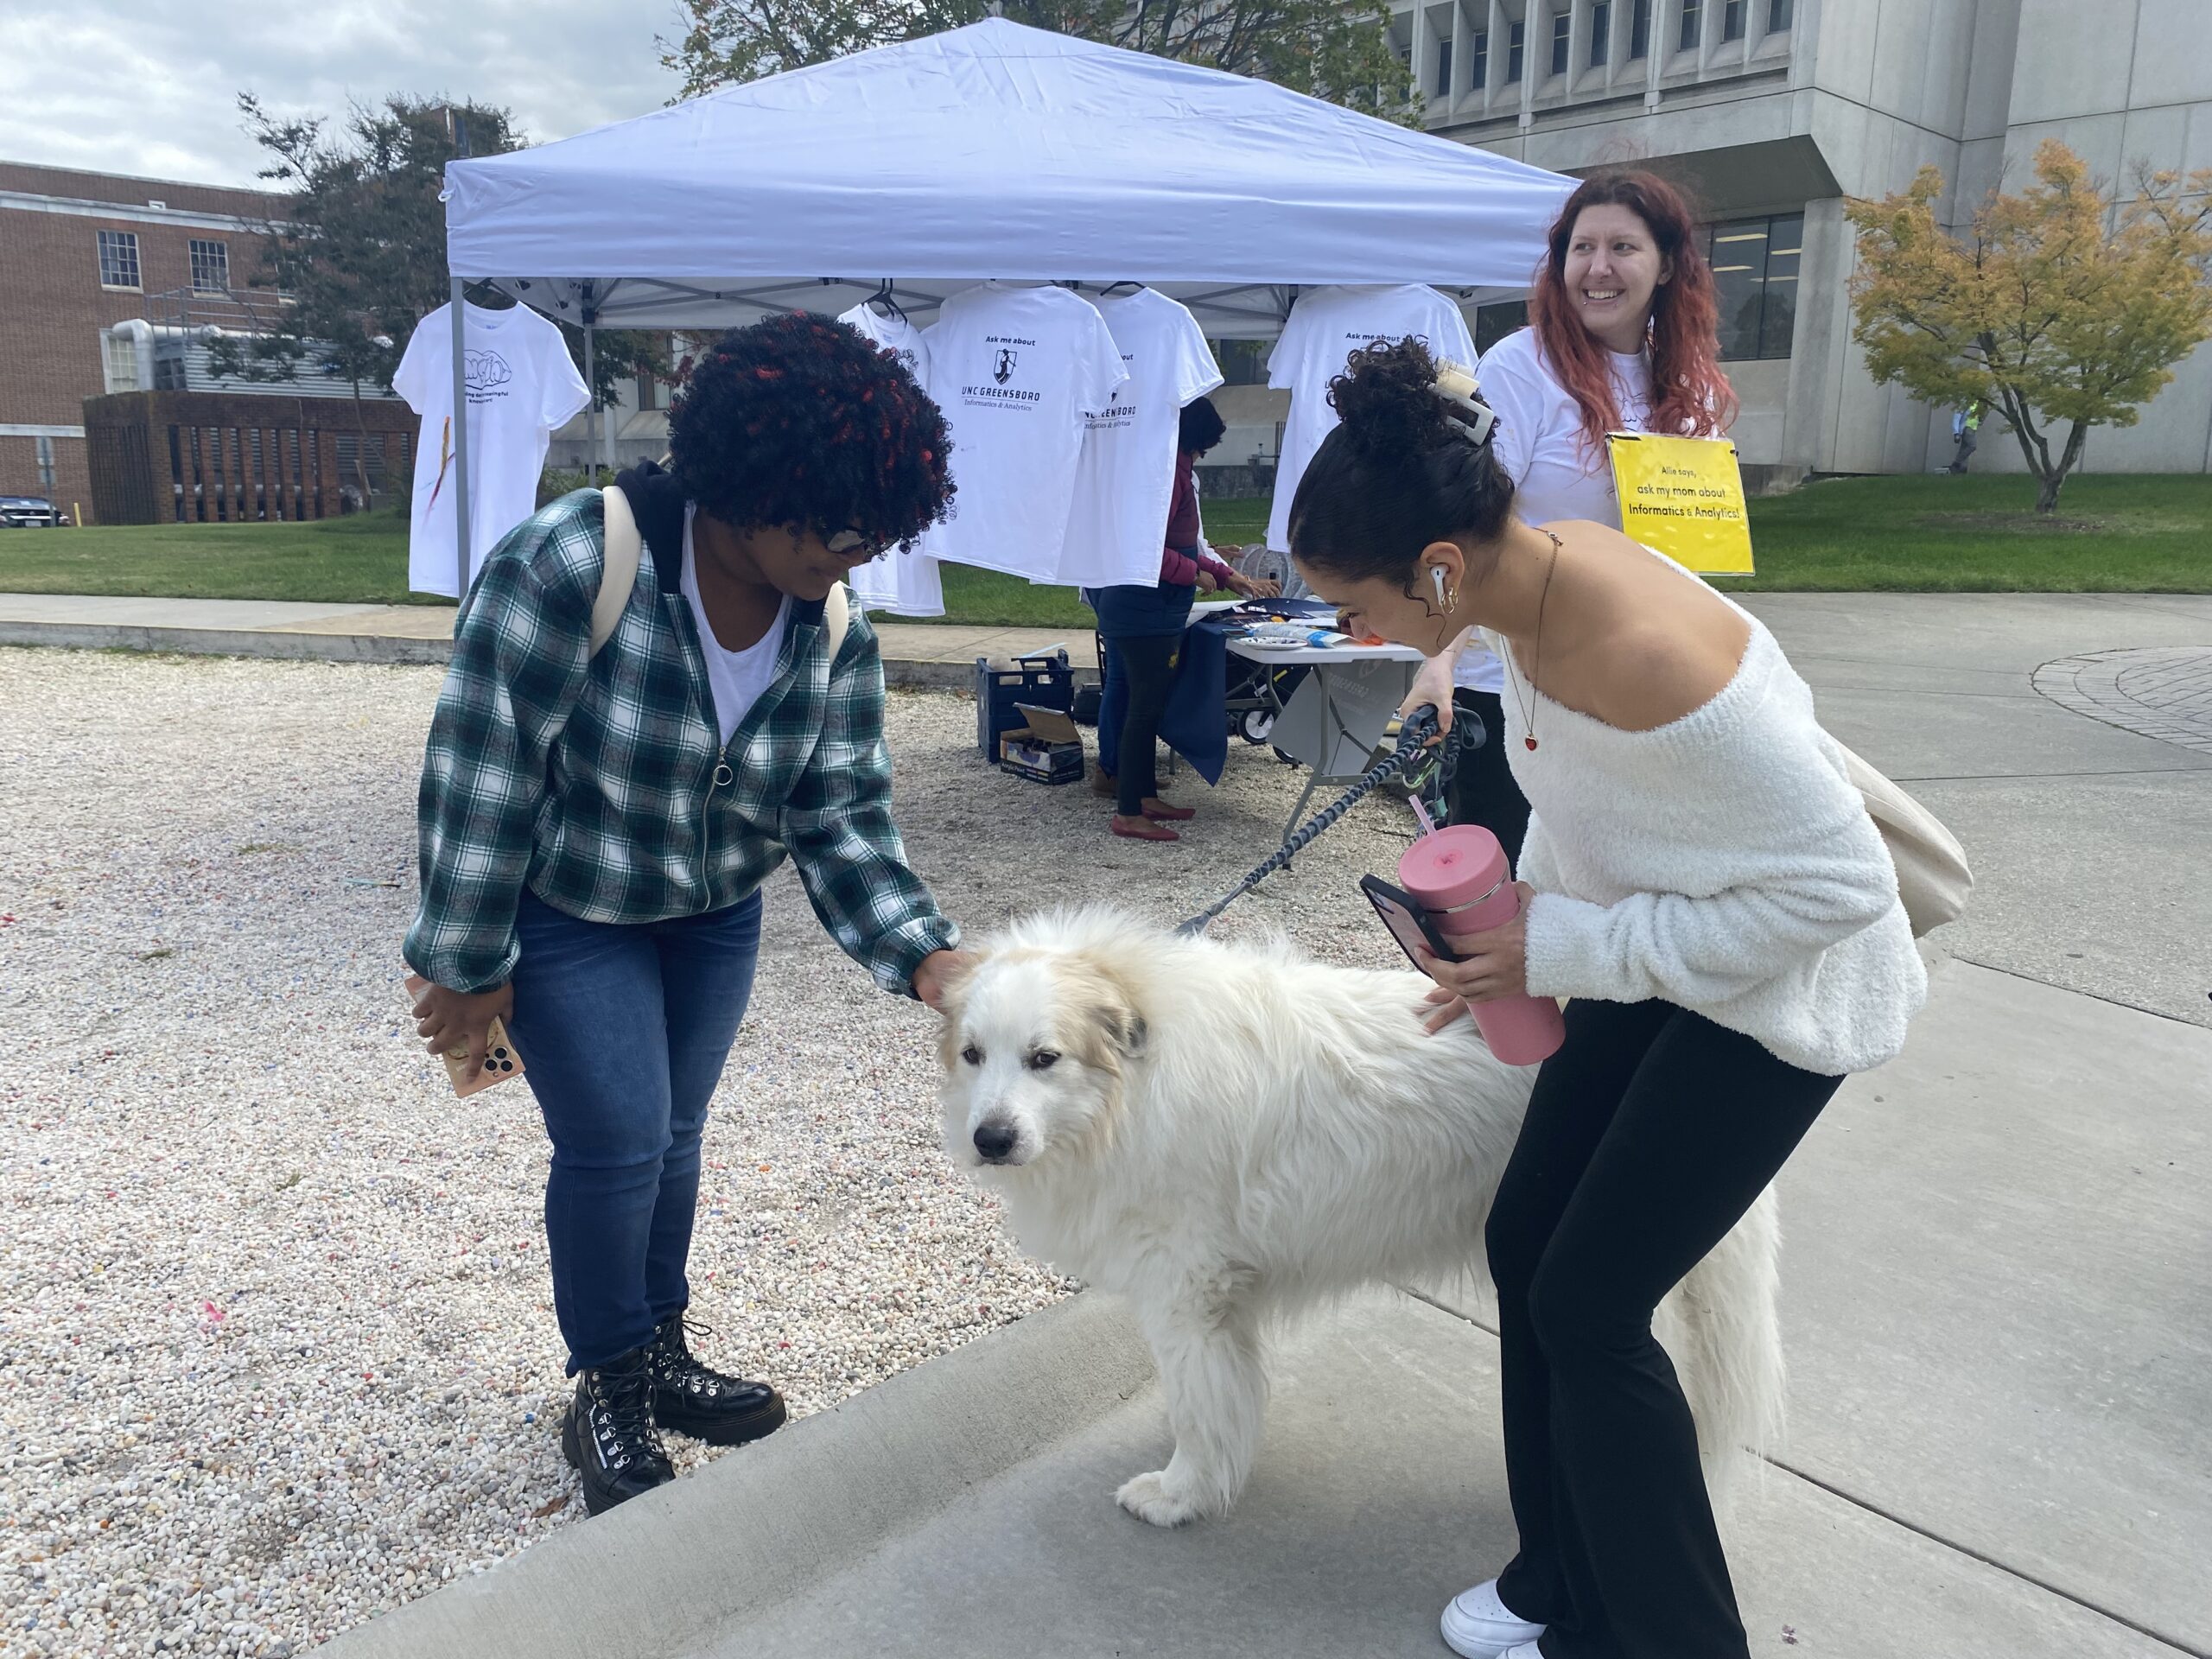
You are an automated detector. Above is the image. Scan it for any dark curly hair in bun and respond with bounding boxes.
[668,314,953,550]
[1287,336,1516,585]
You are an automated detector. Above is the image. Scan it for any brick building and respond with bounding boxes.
[0,161,286,521]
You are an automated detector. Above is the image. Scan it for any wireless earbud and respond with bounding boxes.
[1432,567,1449,602]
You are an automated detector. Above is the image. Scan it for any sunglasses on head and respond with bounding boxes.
[823,527,892,560]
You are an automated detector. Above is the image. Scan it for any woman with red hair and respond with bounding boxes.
[1409,171,1738,873]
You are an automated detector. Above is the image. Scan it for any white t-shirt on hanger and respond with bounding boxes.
[920,283,1128,582]
[836,301,946,617]
[681,505,791,746]
[1048,289,1224,588]
[1452,327,1657,695]
[1262,284,1477,556]
[838,301,931,385]
[394,300,590,597]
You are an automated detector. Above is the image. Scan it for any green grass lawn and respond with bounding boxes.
[3,476,2202,621]
[0,511,445,607]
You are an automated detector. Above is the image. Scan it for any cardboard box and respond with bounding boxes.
[998,702,1085,785]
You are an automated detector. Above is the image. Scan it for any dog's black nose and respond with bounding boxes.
[973,1121,1018,1161]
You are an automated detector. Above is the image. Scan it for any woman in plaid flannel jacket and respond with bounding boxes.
[404,315,968,1515]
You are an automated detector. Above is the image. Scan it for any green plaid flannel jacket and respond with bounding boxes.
[403,486,957,996]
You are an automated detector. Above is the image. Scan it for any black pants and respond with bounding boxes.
[1446,689,1532,871]
[1487,998,1842,1659]
[1106,632,1181,817]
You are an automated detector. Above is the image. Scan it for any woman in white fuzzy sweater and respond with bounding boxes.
[1288,338,1926,1659]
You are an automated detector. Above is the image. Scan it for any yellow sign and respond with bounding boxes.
[1607,433,1754,575]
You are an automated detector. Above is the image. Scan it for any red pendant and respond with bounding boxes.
[1525,736,1539,752]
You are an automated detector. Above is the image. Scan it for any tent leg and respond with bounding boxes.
[583,325,598,487]
[449,277,471,598]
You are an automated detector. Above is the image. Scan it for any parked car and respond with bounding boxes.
[0,495,68,528]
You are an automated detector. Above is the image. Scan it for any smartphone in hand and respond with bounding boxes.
[1360,875,1459,972]
[404,974,524,1098]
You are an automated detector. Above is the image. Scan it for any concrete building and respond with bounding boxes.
[1388,0,2212,475]
[0,162,293,518]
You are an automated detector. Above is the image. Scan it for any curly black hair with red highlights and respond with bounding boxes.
[667,314,954,550]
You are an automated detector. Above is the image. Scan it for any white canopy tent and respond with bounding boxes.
[435,18,1576,589]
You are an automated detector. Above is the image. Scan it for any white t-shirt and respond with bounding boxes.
[393,301,589,597]
[680,507,791,747]
[920,283,1128,581]
[1452,327,1657,696]
[1263,284,1478,555]
[836,302,948,617]
[1051,289,1224,588]
[837,302,931,385]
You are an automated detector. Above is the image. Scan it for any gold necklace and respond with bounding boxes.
[1509,530,1561,753]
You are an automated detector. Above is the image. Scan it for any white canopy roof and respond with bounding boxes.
[443,19,1575,336]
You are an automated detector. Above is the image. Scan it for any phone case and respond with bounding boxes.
[1359,875,1459,970]
[404,975,525,1097]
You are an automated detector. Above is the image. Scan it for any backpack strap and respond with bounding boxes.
[823,580,849,664]
[590,485,643,658]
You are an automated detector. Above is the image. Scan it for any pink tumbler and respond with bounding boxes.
[1397,826,1566,1065]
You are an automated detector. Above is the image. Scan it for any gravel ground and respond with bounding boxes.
[0,647,1421,1658]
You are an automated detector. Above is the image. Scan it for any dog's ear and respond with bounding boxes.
[1060,957,1149,1074]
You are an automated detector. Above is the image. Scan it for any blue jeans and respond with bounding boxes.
[506,887,763,1374]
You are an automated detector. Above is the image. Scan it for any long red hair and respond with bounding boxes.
[1528,171,1737,454]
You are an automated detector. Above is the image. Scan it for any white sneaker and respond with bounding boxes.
[1439,1579,1547,1658]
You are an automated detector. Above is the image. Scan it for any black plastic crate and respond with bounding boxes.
[975,651,1074,758]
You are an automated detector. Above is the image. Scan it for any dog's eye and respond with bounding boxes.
[1028,1050,1060,1071]
[961,1045,983,1066]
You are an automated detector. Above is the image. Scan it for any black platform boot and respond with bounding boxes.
[645,1312,787,1446]
[560,1345,676,1516]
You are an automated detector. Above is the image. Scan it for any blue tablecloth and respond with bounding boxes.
[1096,599,1336,788]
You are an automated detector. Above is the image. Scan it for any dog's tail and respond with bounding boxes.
[1663,1185,1784,1510]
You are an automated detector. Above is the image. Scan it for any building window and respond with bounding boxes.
[1591,0,1611,66]
[1471,28,1489,88]
[1767,0,1792,27]
[1475,300,1530,356]
[1211,338,1268,387]
[1630,0,1651,57]
[637,372,658,412]
[189,238,230,294]
[98,229,141,290]
[1706,212,1802,359]
[1550,9,1571,74]
[1507,18,1526,81]
[1679,0,1702,51]
[1722,0,1745,40]
[1437,38,1453,96]
[102,329,141,392]
[35,436,56,493]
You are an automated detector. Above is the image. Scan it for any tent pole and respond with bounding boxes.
[584,324,598,487]
[449,276,470,598]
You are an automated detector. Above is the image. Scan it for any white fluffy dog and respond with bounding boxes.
[939,907,1782,1529]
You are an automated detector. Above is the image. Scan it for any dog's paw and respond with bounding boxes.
[1116,1470,1204,1528]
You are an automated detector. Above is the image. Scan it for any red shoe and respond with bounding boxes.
[1141,798,1196,822]
[1111,814,1179,842]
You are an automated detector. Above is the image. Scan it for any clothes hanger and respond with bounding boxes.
[460,277,517,310]
[1099,280,1146,296]
[867,279,907,322]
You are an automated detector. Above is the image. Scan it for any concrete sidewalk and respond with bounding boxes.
[319,960,2212,1659]
[0,591,1096,682]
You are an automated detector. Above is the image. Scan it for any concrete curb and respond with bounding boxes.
[314,1293,1151,1659]
[0,620,454,666]
[0,619,1030,691]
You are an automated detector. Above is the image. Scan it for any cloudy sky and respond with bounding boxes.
[0,0,687,187]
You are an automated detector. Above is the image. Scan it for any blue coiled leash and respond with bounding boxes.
[1175,701,1481,936]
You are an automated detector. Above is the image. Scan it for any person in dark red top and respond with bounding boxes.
[1089,397,1278,841]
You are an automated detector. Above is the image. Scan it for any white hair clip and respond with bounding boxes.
[1433,359,1497,449]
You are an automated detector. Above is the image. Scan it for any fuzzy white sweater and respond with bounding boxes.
[1484,601,1927,1076]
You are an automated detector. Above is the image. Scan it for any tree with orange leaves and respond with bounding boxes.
[1846,141,2212,512]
